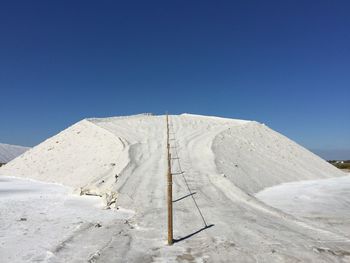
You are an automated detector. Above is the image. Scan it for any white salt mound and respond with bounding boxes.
[1,114,349,262]
[0,114,344,197]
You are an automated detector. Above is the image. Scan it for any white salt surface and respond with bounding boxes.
[256,175,350,238]
[0,176,134,263]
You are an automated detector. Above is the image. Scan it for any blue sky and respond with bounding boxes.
[0,1,349,159]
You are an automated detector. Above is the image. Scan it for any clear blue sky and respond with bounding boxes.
[0,1,349,159]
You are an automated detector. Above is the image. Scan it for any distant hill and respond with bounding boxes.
[0,143,30,164]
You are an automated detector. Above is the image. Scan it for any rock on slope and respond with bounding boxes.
[0,143,30,164]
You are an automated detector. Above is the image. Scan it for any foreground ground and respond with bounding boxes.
[1,114,349,262]
[0,177,134,262]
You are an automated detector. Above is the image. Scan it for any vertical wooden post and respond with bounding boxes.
[166,114,173,245]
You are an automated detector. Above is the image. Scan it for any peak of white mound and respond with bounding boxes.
[0,143,30,164]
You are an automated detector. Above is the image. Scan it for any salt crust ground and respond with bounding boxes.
[0,114,349,262]
[256,175,350,241]
[0,176,134,262]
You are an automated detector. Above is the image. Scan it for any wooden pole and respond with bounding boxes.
[166,114,173,245]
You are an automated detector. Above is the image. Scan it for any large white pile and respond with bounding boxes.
[1,114,348,262]
[0,113,344,197]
